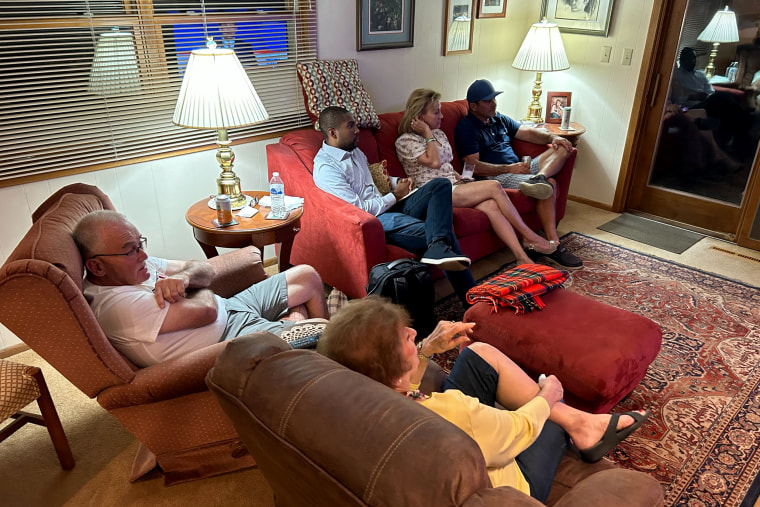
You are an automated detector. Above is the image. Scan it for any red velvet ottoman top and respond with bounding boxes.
[463,289,662,413]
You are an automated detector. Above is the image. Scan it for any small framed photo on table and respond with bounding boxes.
[545,91,571,124]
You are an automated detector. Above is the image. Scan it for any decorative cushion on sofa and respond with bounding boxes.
[296,59,380,129]
[368,160,391,194]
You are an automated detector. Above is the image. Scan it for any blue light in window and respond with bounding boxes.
[172,19,287,75]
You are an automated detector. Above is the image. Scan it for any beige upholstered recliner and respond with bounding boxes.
[0,183,299,484]
[207,333,666,506]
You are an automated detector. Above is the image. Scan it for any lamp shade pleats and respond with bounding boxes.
[697,7,739,43]
[512,20,569,72]
[88,30,141,95]
[173,47,269,130]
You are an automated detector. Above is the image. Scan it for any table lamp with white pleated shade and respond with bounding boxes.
[173,39,269,208]
[697,6,739,79]
[512,19,569,123]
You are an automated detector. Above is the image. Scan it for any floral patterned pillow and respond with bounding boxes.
[368,160,391,195]
[297,59,381,129]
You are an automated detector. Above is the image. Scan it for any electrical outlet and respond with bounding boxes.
[601,46,612,63]
[622,48,633,66]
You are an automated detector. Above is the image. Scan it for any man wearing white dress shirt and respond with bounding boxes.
[313,106,475,302]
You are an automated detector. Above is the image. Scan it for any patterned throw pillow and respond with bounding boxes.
[297,59,381,129]
[368,160,391,195]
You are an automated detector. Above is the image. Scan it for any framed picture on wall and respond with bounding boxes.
[357,0,415,51]
[545,91,571,124]
[444,0,475,55]
[476,0,507,19]
[540,0,614,36]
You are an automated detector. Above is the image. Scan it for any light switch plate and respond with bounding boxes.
[601,46,612,63]
[622,48,633,66]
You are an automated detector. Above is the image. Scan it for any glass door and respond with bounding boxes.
[627,0,760,240]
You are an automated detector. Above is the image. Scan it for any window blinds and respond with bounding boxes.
[0,1,317,183]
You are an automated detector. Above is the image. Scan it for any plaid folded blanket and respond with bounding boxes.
[466,263,569,314]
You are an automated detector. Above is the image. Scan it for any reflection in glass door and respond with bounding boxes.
[649,1,759,207]
[626,0,760,240]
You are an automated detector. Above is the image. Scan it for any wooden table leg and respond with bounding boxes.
[277,218,300,272]
[278,238,294,272]
[193,231,220,258]
[198,242,219,259]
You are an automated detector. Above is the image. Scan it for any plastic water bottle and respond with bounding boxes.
[269,172,286,218]
[726,61,738,82]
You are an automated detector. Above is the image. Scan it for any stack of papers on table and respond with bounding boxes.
[258,195,304,211]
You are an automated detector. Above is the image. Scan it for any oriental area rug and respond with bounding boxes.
[433,232,760,506]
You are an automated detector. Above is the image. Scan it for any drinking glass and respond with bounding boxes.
[462,162,475,180]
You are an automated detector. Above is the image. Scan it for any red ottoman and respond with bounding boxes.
[463,289,662,413]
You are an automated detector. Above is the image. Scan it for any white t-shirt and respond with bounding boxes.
[83,257,228,367]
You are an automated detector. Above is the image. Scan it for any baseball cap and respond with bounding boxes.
[466,79,503,103]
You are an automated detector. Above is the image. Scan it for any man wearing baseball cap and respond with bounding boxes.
[454,79,581,267]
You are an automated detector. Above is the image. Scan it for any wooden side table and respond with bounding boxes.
[542,122,586,146]
[185,190,303,272]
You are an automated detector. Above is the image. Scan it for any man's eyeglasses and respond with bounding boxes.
[88,237,147,260]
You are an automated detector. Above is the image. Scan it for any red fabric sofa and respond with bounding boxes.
[266,100,577,298]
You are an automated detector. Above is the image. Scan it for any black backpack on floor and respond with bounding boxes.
[366,259,437,337]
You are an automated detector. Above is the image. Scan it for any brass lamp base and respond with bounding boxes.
[523,72,544,124]
[704,42,720,79]
[214,128,247,208]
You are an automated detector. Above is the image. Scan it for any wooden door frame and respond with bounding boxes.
[615,0,760,247]
[613,0,672,213]
[737,161,760,249]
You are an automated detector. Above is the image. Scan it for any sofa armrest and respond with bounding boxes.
[511,140,577,221]
[511,139,549,159]
[207,245,267,298]
[300,189,388,298]
[97,341,228,410]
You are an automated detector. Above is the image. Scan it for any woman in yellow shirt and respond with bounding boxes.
[318,297,648,502]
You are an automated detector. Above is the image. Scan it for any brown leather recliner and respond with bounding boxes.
[206,333,665,506]
[0,183,300,484]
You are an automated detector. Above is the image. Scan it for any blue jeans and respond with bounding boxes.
[378,178,457,249]
[444,347,568,502]
[377,178,475,301]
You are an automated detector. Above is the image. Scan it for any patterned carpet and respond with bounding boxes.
[434,232,760,506]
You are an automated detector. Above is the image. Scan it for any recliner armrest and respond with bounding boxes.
[207,246,267,298]
[96,341,228,409]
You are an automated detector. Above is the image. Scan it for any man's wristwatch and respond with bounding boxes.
[417,341,432,361]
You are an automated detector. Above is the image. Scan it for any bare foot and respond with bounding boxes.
[515,255,534,265]
[570,410,647,451]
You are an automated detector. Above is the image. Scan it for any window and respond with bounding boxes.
[0,1,317,183]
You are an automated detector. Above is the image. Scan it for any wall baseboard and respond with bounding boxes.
[568,194,614,212]
[1,343,29,359]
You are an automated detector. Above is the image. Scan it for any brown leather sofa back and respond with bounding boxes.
[208,333,497,506]
[208,333,666,506]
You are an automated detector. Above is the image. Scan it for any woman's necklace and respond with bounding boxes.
[405,389,429,400]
